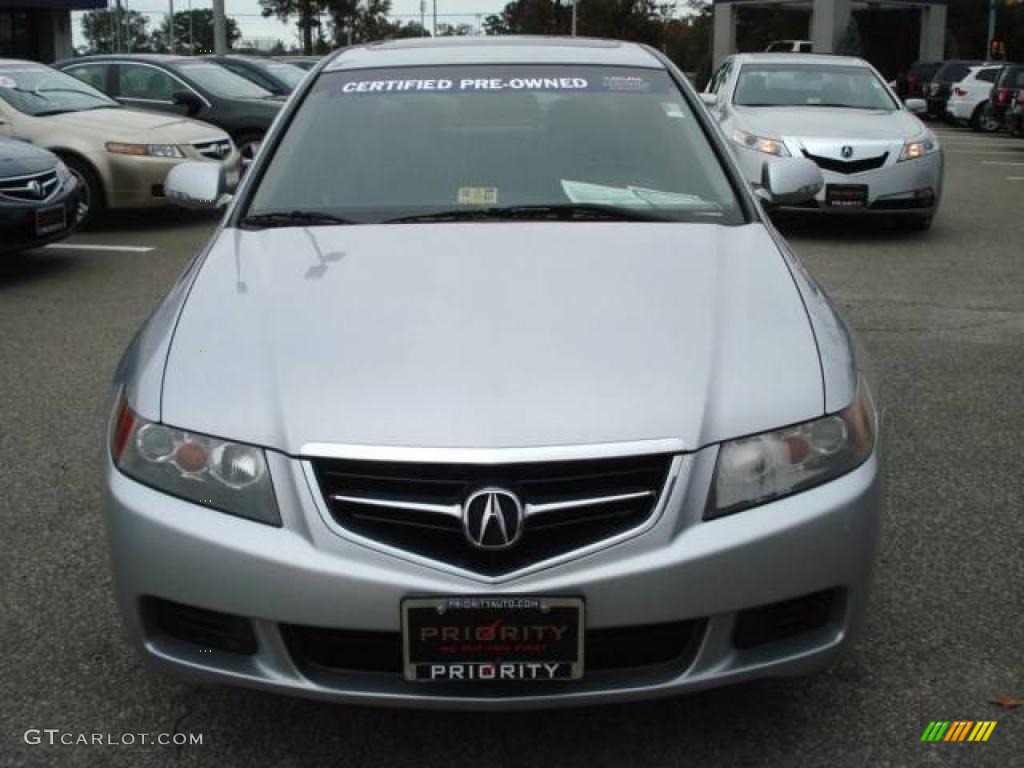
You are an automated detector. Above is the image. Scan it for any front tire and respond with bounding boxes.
[972,102,1000,132]
[61,155,104,229]
[234,133,264,173]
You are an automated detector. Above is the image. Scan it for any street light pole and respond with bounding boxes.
[571,0,577,37]
[212,0,227,54]
[986,0,997,58]
[168,0,174,54]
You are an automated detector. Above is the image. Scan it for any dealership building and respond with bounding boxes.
[0,0,105,63]
[713,0,949,75]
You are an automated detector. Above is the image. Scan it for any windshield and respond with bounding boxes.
[0,64,119,116]
[734,63,898,110]
[177,62,272,99]
[247,65,743,225]
[263,62,306,89]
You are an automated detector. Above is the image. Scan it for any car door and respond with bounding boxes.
[115,62,191,116]
[62,61,115,95]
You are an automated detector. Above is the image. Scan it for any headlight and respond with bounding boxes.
[109,396,280,526]
[105,142,185,159]
[732,128,789,157]
[898,134,939,162]
[706,379,876,519]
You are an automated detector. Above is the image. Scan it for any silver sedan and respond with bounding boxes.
[103,38,883,709]
[703,53,943,230]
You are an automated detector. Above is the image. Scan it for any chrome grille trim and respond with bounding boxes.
[301,447,685,584]
[192,137,233,160]
[0,169,61,202]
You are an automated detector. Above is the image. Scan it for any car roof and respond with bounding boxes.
[323,36,664,71]
[732,52,867,67]
[0,58,54,68]
[60,53,191,65]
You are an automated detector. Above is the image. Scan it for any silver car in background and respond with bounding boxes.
[103,38,883,709]
[704,53,943,230]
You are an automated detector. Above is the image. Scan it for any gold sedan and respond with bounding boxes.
[0,60,239,227]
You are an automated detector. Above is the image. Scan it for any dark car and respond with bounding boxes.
[54,54,284,167]
[896,61,941,100]
[273,55,321,71]
[926,59,984,118]
[0,138,80,255]
[990,64,1024,130]
[203,55,308,96]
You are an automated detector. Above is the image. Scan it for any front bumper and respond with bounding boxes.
[0,180,81,255]
[734,143,943,217]
[103,440,884,710]
[91,150,241,210]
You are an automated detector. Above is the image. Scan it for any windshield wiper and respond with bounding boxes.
[239,210,356,229]
[384,203,674,224]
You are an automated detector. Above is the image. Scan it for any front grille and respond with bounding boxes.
[282,620,703,676]
[802,150,888,175]
[732,589,837,650]
[0,169,60,202]
[142,597,258,655]
[312,454,675,576]
[192,137,233,160]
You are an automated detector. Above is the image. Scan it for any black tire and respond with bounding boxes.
[908,214,934,232]
[234,132,264,172]
[972,102,1000,133]
[60,154,104,229]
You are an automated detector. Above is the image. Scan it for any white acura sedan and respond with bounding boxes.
[703,53,943,230]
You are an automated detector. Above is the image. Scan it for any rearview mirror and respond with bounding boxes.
[700,92,718,107]
[759,157,823,205]
[172,90,203,116]
[165,161,229,210]
[904,98,927,115]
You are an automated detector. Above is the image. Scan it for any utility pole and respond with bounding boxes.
[420,0,426,35]
[986,0,997,59]
[212,0,227,54]
[168,0,174,54]
[113,0,122,53]
[571,0,577,37]
[433,0,437,38]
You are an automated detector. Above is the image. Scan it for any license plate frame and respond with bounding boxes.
[35,204,66,236]
[825,184,868,208]
[401,596,584,682]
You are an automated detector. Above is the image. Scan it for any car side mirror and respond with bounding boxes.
[758,157,823,205]
[172,90,202,116]
[700,92,718,107]
[904,98,927,115]
[165,161,230,210]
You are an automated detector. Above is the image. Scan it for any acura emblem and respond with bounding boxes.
[841,145,854,159]
[28,179,43,198]
[462,488,524,549]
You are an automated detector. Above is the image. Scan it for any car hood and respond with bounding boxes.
[0,137,57,177]
[735,106,924,141]
[161,223,825,455]
[43,107,225,142]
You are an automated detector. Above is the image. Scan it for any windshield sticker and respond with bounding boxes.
[602,75,652,92]
[561,180,704,209]
[340,77,589,94]
[661,101,685,118]
[458,186,498,205]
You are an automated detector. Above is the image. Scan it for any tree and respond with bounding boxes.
[152,9,241,54]
[81,9,153,54]
[259,0,328,55]
[390,21,430,39]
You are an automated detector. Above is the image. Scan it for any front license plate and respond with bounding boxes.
[35,205,66,236]
[402,596,584,682]
[826,184,868,208]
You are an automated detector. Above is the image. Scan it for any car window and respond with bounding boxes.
[248,65,744,225]
[734,63,898,110]
[709,61,732,95]
[221,60,274,90]
[176,62,271,99]
[0,63,119,115]
[937,63,976,83]
[65,63,108,91]
[264,62,306,89]
[977,68,999,83]
[118,63,177,101]
[798,43,812,53]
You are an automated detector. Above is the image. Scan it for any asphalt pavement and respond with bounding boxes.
[1,125,1021,767]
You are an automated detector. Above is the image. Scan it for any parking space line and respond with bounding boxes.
[43,243,155,253]
[1008,177,1024,181]
[982,161,1024,166]
[945,150,1024,155]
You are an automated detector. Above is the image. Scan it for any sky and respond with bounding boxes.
[72,0,514,48]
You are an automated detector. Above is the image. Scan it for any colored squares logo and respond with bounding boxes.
[920,721,997,742]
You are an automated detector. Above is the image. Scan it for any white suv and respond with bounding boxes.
[946,64,1003,131]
